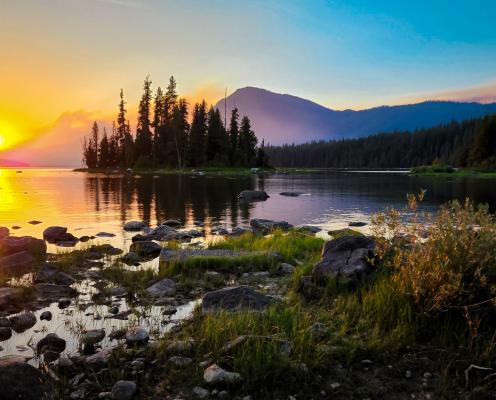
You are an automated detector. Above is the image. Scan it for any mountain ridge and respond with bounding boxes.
[215,87,496,144]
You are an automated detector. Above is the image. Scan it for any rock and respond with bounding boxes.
[169,356,193,366]
[309,322,327,339]
[129,241,161,258]
[0,287,21,309]
[121,252,140,265]
[0,251,36,270]
[250,218,293,232]
[229,226,254,236]
[36,265,76,285]
[0,227,9,239]
[28,220,42,225]
[146,278,176,297]
[0,317,10,327]
[296,225,322,234]
[166,340,194,355]
[10,312,37,333]
[202,286,273,312]
[162,305,177,315]
[0,327,12,341]
[312,235,375,284]
[240,271,270,283]
[279,263,296,275]
[162,219,182,227]
[43,226,77,244]
[0,235,46,256]
[238,190,269,201]
[84,349,111,370]
[160,248,273,263]
[194,221,205,227]
[192,387,210,399]
[109,306,119,315]
[96,232,116,237]
[35,283,78,301]
[37,333,66,353]
[105,286,127,296]
[125,326,149,346]
[40,310,52,321]
[211,227,229,236]
[58,297,71,308]
[111,380,137,400]
[279,191,304,197]
[123,221,147,231]
[0,356,47,399]
[145,224,177,240]
[54,356,74,370]
[348,221,367,227]
[328,228,364,239]
[203,364,242,384]
[82,329,105,345]
[220,336,247,354]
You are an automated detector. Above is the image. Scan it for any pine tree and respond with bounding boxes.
[83,121,99,168]
[188,101,208,167]
[171,98,189,168]
[238,116,257,166]
[98,128,110,168]
[109,122,119,167]
[228,107,239,166]
[206,107,229,165]
[152,86,165,164]
[134,76,153,165]
[469,115,496,167]
[256,138,269,167]
[116,89,130,167]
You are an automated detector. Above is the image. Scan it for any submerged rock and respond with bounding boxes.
[203,364,242,384]
[162,219,182,227]
[202,286,273,312]
[238,190,269,201]
[312,235,375,284]
[0,356,47,399]
[123,221,147,231]
[146,278,176,297]
[279,191,304,197]
[95,232,116,237]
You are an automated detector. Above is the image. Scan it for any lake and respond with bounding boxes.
[1,167,496,363]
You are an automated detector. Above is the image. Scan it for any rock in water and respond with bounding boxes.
[84,350,111,370]
[0,327,12,341]
[250,218,293,232]
[162,219,182,227]
[129,241,161,258]
[312,235,375,284]
[348,221,368,227]
[36,333,66,353]
[10,312,37,333]
[111,380,137,400]
[82,329,105,346]
[203,364,242,384]
[125,326,149,346]
[123,221,147,231]
[0,356,47,399]
[35,283,77,301]
[238,190,270,201]
[40,311,52,321]
[145,278,176,297]
[202,286,273,312]
[43,226,77,244]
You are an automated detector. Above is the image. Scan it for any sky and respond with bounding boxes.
[1,0,496,165]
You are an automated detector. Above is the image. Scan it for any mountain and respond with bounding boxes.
[215,87,496,144]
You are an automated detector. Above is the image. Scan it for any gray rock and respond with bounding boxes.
[238,190,269,201]
[296,225,322,234]
[0,317,10,327]
[192,387,210,399]
[166,340,194,355]
[203,364,242,384]
[312,235,375,283]
[35,283,78,301]
[123,221,147,231]
[40,310,52,321]
[111,380,137,400]
[58,297,71,308]
[202,286,273,312]
[84,350,111,370]
[279,263,296,275]
[10,312,37,333]
[162,219,182,227]
[121,252,140,265]
[279,191,304,197]
[36,333,66,353]
[0,326,12,341]
[146,278,176,297]
[129,241,162,258]
[250,218,293,232]
[125,326,149,346]
[0,355,47,399]
[169,356,193,366]
[229,226,254,236]
[82,329,105,345]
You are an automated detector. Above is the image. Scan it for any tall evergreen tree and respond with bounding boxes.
[206,107,229,165]
[134,76,153,165]
[116,89,133,167]
[152,86,165,164]
[83,121,99,168]
[238,116,257,166]
[228,107,239,166]
[188,101,208,167]
[256,138,269,167]
[98,128,110,168]
[170,98,189,168]
[469,115,496,167]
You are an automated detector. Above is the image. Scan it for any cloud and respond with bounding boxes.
[184,82,226,108]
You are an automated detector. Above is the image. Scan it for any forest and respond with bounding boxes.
[266,113,496,170]
[82,76,269,169]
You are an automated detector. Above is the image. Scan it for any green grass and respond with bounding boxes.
[410,165,496,178]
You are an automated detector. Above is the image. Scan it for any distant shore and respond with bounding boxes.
[409,165,496,178]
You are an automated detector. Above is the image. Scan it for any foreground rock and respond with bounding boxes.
[82,329,105,345]
[202,286,273,312]
[146,278,176,297]
[36,333,66,354]
[43,226,78,244]
[250,218,293,232]
[0,251,36,270]
[0,235,46,256]
[204,364,242,384]
[111,380,137,400]
[238,190,269,201]
[36,264,76,285]
[35,283,78,302]
[0,356,47,399]
[0,287,21,310]
[312,235,375,284]
[129,241,161,259]
[160,248,276,263]
[10,312,37,333]
[126,326,149,346]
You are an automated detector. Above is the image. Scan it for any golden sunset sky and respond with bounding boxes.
[1,0,496,166]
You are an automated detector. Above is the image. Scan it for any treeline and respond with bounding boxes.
[83,76,269,169]
[266,114,496,169]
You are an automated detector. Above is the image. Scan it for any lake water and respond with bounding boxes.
[1,168,496,363]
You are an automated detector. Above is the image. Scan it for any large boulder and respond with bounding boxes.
[238,190,269,201]
[43,226,77,244]
[0,236,46,257]
[250,218,293,232]
[202,286,273,312]
[123,221,147,231]
[145,224,177,240]
[129,241,161,258]
[146,278,176,297]
[10,312,37,333]
[312,235,375,284]
[36,333,66,354]
[0,251,36,270]
[0,356,47,399]
[36,264,76,285]
[35,283,78,302]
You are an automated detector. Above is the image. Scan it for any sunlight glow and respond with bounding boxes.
[0,120,22,151]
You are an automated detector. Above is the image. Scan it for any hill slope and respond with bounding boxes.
[215,87,496,144]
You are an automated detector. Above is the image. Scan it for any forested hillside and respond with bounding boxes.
[266,114,496,169]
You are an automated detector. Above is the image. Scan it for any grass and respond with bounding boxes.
[410,165,496,178]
